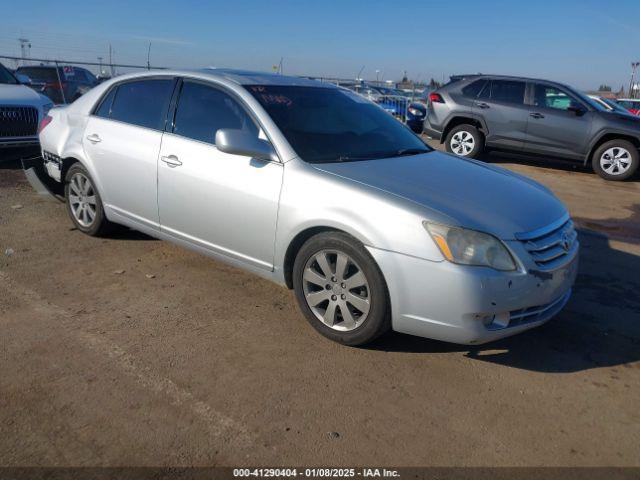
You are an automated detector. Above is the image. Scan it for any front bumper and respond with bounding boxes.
[368,245,579,344]
[0,137,39,149]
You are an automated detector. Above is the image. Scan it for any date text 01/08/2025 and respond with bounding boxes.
[232,468,400,478]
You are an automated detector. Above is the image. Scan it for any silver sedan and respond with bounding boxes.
[33,68,578,346]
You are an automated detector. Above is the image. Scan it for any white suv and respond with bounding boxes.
[0,62,53,154]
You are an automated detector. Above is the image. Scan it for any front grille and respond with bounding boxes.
[506,290,571,329]
[516,215,578,270]
[0,106,39,138]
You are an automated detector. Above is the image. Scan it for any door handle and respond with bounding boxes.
[161,155,182,168]
[476,102,490,109]
[529,112,545,119]
[86,133,101,143]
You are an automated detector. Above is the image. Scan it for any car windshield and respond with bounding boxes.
[599,97,633,114]
[16,67,59,82]
[247,85,431,163]
[565,87,609,112]
[0,64,18,85]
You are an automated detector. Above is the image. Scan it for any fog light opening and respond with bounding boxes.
[482,312,510,329]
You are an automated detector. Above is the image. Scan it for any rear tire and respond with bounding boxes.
[292,232,391,346]
[64,163,114,236]
[591,139,639,181]
[445,124,484,158]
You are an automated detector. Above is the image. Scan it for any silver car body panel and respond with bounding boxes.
[36,68,578,344]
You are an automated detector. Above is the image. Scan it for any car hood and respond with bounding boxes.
[0,84,47,106]
[313,150,567,239]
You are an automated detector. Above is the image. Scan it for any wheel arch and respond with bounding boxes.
[441,115,488,144]
[585,131,640,166]
[282,226,370,289]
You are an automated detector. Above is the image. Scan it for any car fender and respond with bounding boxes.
[584,128,640,165]
[442,112,490,138]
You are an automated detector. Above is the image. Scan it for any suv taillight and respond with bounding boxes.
[38,115,52,134]
[429,93,444,104]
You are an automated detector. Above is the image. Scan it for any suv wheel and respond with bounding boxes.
[65,163,114,236]
[592,139,639,181]
[292,232,391,346]
[445,124,484,158]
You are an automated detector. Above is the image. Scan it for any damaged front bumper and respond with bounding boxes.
[368,243,579,345]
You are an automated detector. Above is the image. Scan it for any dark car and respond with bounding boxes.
[15,65,98,104]
[424,74,640,180]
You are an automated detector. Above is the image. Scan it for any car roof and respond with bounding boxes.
[450,73,577,86]
[103,68,336,88]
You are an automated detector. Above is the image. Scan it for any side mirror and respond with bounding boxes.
[567,105,586,116]
[16,73,32,85]
[215,129,278,162]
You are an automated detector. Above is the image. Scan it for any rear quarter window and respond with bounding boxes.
[461,79,488,98]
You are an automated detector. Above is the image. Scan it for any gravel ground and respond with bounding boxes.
[1,144,639,467]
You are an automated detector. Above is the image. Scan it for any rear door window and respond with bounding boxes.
[489,80,526,104]
[108,79,175,130]
[172,80,258,145]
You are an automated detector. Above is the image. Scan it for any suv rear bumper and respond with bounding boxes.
[422,118,442,140]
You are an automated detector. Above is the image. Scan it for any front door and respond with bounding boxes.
[157,80,283,270]
[524,83,593,160]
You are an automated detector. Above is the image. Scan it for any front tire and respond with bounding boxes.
[292,232,391,346]
[591,139,639,181]
[445,124,484,158]
[64,163,113,236]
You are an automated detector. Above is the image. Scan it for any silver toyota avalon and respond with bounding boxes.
[33,69,579,346]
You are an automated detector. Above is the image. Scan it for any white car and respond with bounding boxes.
[0,62,53,153]
[32,69,578,346]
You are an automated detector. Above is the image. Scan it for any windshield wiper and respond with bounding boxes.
[393,148,430,157]
[336,154,376,162]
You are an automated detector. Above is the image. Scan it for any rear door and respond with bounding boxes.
[82,77,176,230]
[523,83,593,159]
[473,79,528,150]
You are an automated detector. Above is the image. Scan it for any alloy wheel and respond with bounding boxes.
[600,147,632,175]
[450,130,475,155]
[302,249,371,331]
[68,172,97,227]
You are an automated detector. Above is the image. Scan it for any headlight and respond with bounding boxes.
[408,107,424,116]
[43,103,54,115]
[424,222,517,271]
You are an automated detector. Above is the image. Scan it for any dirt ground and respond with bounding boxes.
[1,144,639,467]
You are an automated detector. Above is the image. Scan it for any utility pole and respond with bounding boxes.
[109,44,114,76]
[18,38,31,66]
[97,56,103,75]
[356,65,365,81]
[147,42,151,70]
[629,62,639,99]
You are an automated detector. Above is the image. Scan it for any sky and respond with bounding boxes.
[1,0,638,91]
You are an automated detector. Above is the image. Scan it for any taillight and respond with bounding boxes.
[38,115,52,134]
[429,92,444,103]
